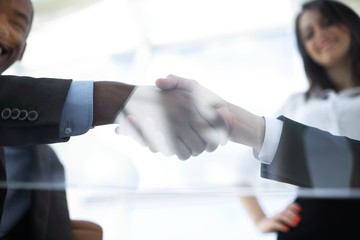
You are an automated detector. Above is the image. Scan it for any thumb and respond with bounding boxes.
[155,76,177,90]
[156,74,198,92]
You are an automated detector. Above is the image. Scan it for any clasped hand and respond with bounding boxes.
[115,84,229,160]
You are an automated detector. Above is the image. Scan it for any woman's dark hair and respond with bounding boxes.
[295,0,360,95]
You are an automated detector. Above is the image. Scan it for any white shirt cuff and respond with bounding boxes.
[256,117,283,164]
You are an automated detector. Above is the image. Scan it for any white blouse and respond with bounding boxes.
[278,87,360,139]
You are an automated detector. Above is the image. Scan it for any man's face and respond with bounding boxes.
[0,0,32,73]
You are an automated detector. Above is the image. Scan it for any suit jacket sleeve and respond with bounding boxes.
[261,116,360,188]
[0,75,73,146]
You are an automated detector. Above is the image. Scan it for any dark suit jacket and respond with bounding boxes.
[261,116,360,188]
[4,145,73,240]
[0,75,73,239]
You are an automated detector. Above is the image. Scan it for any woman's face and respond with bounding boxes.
[299,9,351,69]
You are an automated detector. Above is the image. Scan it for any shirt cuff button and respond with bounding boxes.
[64,127,72,134]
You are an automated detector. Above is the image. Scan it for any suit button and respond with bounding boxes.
[28,110,38,121]
[11,108,21,119]
[18,110,28,121]
[1,108,11,119]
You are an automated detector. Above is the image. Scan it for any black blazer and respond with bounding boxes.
[261,116,360,188]
[0,75,73,239]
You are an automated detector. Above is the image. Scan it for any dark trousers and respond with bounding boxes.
[277,197,360,240]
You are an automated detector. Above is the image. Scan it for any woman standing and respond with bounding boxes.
[239,0,360,239]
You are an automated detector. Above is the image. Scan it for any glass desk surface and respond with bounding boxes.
[2,127,360,240]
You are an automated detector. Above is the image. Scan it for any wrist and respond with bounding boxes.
[93,81,136,126]
[227,103,264,150]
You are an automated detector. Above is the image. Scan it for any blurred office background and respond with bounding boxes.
[4,0,360,239]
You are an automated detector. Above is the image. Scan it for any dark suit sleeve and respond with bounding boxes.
[261,116,360,188]
[0,75,72,146]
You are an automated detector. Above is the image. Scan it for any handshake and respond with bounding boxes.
[115,75,230,160]
[115,75,265,160]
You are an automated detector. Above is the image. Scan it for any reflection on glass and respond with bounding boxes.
[2,0,360,239]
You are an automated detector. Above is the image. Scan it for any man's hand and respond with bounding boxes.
[115,86,229,160]
[156,75,229,117]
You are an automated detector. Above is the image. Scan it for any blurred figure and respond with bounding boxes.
[0,0,73,239]
[240,0,360,239]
